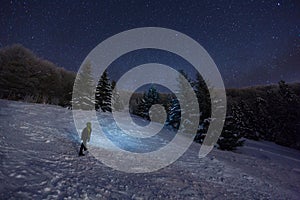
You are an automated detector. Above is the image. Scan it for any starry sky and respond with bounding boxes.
[0,0,299,88]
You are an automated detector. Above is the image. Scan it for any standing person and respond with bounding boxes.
[79,122,92,156]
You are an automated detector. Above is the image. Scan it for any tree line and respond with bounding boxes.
[128,71,300,151]
[0,44,75,106]
[84,65,299,151]
[1,44,299,151]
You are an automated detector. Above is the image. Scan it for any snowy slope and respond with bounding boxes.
[0,99,300,199]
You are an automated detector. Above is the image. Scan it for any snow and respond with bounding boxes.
[0,99,300,199]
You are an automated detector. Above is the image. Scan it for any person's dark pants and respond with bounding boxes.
[79,143,87,155]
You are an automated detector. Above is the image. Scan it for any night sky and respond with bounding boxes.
[1,0,299,88]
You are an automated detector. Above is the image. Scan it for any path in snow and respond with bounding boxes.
[0,99,299,199]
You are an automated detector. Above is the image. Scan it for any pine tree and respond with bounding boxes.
[111,80,124,111]
[192,73,211,143]
[218,115,244,150]
[193,73,211,122]
[135,97,149,119]
[166,97,181,129]
[194,118,211,143]
[95,70,112,112]
[72,60,95,110]
[146,86,160,105]
[176,70,199,134]
[231,103,247,135]
[135,85,160,120]
[237,100,259,140]
[218,103,245,150]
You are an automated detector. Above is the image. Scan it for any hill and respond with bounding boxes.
[0,99,299,199]
[0,44,75,106]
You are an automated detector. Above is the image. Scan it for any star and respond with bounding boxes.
[0,0,299,87]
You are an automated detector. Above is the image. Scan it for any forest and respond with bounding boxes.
[1,44,299,150]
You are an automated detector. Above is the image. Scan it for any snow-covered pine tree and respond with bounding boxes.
[237,100,260,140]
[95,70,112,112]
[194,118,211,143]
[134,97,148,119]
[176,70,199,134]
[136,85,160,120]
[72,60,95,110]
[111,80,124,111]
[193,73,211,122]
[218,103,245,150]
[192,73,211,143]
[166,97,181,129]
[218,116,244,150]
[231,102,247,136]
[146,85,160,105]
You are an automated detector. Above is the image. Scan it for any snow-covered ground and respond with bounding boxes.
[0,99,299,199]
